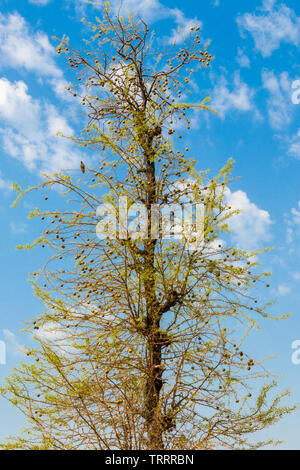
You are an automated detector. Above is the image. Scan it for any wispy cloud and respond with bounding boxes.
[10,222,27,235]
[285,201,300,247]
[2,329,26,357]
[262,70,294,130]
[211,72,257,118]
[0,171,12,193]
[237,0,300,57]
[236,48,250,68]
[34,321,77,355]
[28,0,52,5]
[69,0,203,45]
[288,129,300,160]
[167,10,202,44]
[277,284,291,296]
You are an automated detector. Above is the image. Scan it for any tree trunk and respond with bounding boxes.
[142,130,164,449]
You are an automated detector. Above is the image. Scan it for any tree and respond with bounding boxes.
[0,3,294,450]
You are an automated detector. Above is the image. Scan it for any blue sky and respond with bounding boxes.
[0,0,300,448]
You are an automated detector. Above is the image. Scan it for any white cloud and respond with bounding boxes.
[286,226,293,245]
[75,0,203,45]
[35,322,68,343]
[0,171,12,192]
[10,222,27,234]
[292,271,300,281]
[97,0,174,24]
[277,284,291,296]
[237,1,300,57]
[236,48,250,68]
[290,201,300,225]
[2,329,26,357]
[47,104,74,137]
[0,78,83,173]
[284,201,300,246]
[262,0,276,10]
[262,70,294,130]
[0,79,42,137]
[48,77,73,101]
[262,71,300,160]
[72,0,187,26]
[167,10,202,44]
[117,0,171,22]
[34,321,76,355]
[211,73,256,118]
[0,12,61,79]
[288,129,300,160]
[225,188,272,250]
[110,1,203,45]
[29,0,52,5]
[0,11,70,99]
[283,201,300,257]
